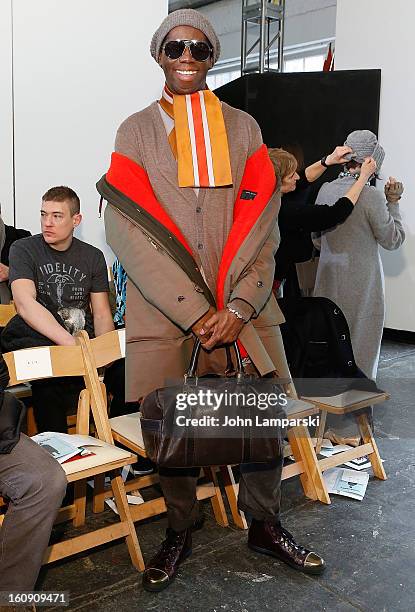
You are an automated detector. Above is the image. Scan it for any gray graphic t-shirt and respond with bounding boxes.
[9,234,109,337]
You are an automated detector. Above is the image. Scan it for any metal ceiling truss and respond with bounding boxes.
[241,0,285,74]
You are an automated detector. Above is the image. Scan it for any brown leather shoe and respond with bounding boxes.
[142,528,192,592]
[248,519,326,575]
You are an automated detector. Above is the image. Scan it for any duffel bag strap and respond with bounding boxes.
[185,340,245,381]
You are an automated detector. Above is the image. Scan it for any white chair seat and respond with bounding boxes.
[285,397,317,417]
[302,390,386,409]
[110,412,145,449]
[62,436,135,476]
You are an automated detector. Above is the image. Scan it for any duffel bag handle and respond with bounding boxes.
[186,340,244,379]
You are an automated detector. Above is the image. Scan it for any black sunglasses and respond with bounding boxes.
[163,39,213,62]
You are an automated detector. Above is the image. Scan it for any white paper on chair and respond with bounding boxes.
[323,467,369,500]
[31,432,81,463]
[14,347,53,381]
[117,329,126,358]
[54,433,107,448]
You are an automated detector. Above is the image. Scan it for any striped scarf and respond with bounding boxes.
[159,85,233,188]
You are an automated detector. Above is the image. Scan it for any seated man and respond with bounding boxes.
[3,186,114,433]
[0,350,67,590]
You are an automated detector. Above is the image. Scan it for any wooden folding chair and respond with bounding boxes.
[0,303,17,327]
[88,330,228,528]
[1,331,145,571]
[305,390,388,483]
[277,296,388,496]
[220,389,331,530]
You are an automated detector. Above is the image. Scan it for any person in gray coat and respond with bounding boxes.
[313,130,405,382]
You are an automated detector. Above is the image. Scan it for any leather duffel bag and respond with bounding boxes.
[140,341,287,468]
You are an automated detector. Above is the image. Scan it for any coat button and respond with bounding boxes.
[340,334,346,340]
[194,285,204,294]
[198,243,203,250]
[257,281,263,287]
[177,296,186,302]
[347,360,353,366]
[333,308,339,315]
[196,206,202,213]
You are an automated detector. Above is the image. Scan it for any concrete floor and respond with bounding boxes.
[39,339,415,612]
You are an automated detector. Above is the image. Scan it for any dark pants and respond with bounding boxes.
[159,455,283,532]
[103,359,138,418]
[0,434,67,589]
[31,377,84,433]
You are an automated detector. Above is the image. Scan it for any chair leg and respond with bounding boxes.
[355,413,387,480]
[289,425,331,505]
[73,480,87,527]
[314,409,327,454]
[26,405,38,437]
[219,466,248,530]
[204,467,228,527]
[92,473,106,513]
[110,471,145,571]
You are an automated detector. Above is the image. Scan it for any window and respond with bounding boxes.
[206,38,334,88]
[207,52,328,89]
[206,70,240,90]
[283,54,325,73]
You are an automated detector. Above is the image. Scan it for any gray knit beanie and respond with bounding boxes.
[150,9,221,65]
[344,130,385,171]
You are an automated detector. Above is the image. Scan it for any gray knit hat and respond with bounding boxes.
[344,130,385,172]
[150,9,221,65]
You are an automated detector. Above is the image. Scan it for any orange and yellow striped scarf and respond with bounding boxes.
[159,85,233,188]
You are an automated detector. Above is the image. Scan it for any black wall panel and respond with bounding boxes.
[215,70,381,171]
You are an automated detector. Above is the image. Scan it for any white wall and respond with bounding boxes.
[0,0,14,225]
[11,0,168,260]
[335,0,415,332]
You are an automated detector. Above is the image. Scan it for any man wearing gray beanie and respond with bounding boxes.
[99,8,325,592]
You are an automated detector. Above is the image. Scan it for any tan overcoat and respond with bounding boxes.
[103,102,288,402]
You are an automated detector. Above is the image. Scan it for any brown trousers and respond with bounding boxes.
[159,455,283,532]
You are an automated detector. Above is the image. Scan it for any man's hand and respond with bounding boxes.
[326,145,353,166]
[192,306,216,343]
[61,334,77,346]
[0,263,9,282]
[200,308,244,350]
[385,176,404,204]
[12,278,79,346]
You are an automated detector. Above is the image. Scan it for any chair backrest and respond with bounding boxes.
[89,329,125,368]
[3,330,114,443]
[0,303,17,327]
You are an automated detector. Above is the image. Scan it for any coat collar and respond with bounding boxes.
[99,144,277,308]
